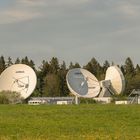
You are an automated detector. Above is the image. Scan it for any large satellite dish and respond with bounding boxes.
[66,68,100,98]
[105,66,125,95]
[66,66,125,98]
[0,64,37,99]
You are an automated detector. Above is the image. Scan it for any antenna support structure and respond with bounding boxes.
[129,89,140,104]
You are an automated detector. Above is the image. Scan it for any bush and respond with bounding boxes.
[0,91,23,104]
[79,98,96,104]
[111,94,128,103]
[0,94,9,104]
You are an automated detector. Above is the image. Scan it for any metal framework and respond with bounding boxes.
[11,76,29,93]
[129,89,140,104]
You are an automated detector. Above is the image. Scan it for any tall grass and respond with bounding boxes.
[0,104,139,140]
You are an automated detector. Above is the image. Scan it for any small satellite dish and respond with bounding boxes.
[0,64,37,99]
[66,66,125,99]
[66,68,100,98]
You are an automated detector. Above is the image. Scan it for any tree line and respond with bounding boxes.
[0,56,139,97]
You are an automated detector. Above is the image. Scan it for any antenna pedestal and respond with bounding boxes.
[75,96,79,105]
[99,80,112,97]
[99,87,111,97]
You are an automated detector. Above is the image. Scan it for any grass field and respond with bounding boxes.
[0,104,140,140]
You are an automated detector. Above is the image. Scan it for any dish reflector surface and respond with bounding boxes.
[66,68,100,98]
[0,64,37,99]
[105,66,125,95]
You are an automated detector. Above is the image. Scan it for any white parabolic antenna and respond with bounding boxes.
[105,66,125,95]
[0,64,37,99]
[66,68,100,98]
[66,66,125,98]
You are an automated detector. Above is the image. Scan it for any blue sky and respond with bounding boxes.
[0,0,140,67]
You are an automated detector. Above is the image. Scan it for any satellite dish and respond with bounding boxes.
[66,66,125,99]
[105,66,125,95]
[66,68,100,98]
[0,64,37,99]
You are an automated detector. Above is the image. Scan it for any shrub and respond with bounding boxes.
[0,91,23,104]
[79,98,96,104]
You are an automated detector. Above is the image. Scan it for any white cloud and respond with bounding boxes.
[18,0,46,6]
[0,0,46,24]
[0,0,91,25]
[46,0,90,7]
[57,0,90,5]
[117,3,140,18]
[18,0,90,7]
[0,10,41,24]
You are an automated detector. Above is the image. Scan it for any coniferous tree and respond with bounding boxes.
[21,56,30,65]
[29,60,36,71]
[0,56,6,74]
[123,58,135,94]
[69,62,81,69]
[39,60,50,77]
[124,57,135,76]
[73,62,81,68]
[120,65,125,75]
[6,57,13,67]
[135,64,140,74]
[83,62,92,73]
[69,62,74,69]
[36,71,45,97]
[57,61,69,96]
[103,60,110,73]
[37,60,51,96]
[49,57,60,74]
[15,57,21,64]
[84,57,101,78]
[61,61,66,70]
[97,63,104,80]
[111,61,115,66]
[44,74,60,96]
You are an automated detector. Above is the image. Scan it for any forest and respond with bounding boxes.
[0,56,139,97]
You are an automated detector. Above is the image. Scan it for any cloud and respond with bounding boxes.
[117,2,140,18]
[55,0,90,5]
[0,10,41,24]
[1,0,140,66]
[0,0,46,24]
[44,0,90,7]
[18,0,46,6]
[18,0,90,7]
[0,0,91,25]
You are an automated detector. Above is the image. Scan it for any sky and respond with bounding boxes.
[0,0,140,67]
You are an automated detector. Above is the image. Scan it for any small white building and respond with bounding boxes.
[28,100,42,105]
[94,97,112,104]
[115,100,128,104]
[28,97,75,105]
[57,101,68,105]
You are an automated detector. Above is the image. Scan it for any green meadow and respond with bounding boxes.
[0,104,140,140]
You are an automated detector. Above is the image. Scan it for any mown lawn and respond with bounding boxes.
[0,104,139,140]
